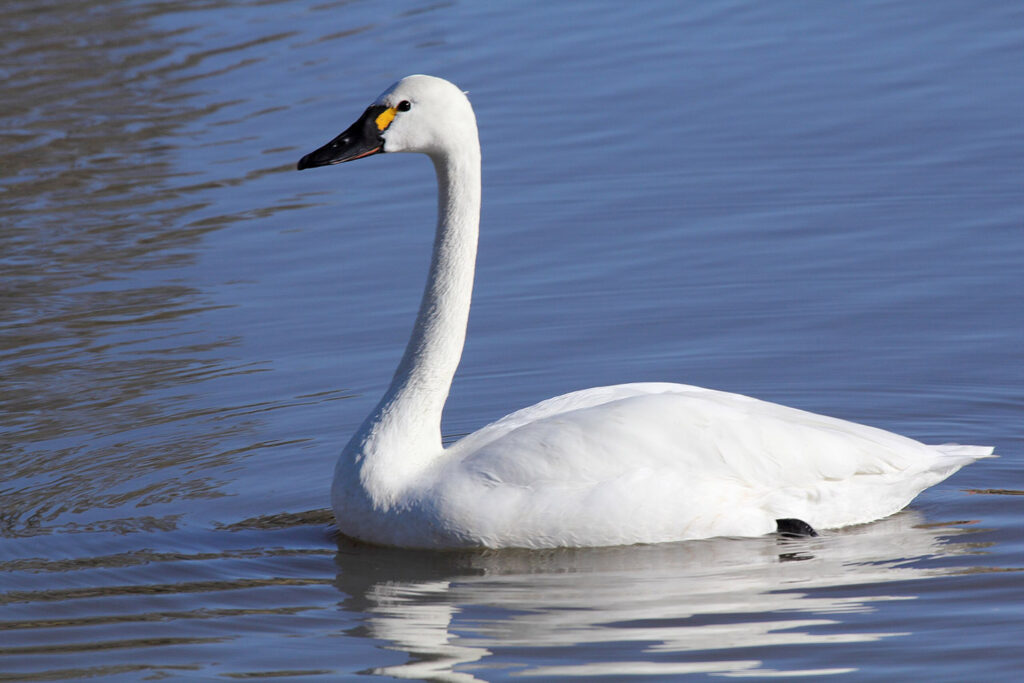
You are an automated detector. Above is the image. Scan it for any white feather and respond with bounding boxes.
[299,75,993,549]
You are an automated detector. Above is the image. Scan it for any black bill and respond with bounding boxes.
[297,104,390,170]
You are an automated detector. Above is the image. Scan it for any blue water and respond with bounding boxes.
[2,0,1022,679]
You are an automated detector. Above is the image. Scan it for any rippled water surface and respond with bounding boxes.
[2,1,1023,679]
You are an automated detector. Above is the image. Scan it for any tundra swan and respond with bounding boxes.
[296,74,992,549]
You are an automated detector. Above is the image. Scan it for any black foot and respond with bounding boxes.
[776,518,818,537]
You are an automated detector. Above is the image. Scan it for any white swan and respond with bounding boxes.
[297,74,992,549]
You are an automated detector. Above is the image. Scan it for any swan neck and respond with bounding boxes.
[373,145,481,450]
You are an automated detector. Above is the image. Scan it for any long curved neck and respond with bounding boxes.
[347,142,481,486]
[385,150,481,440]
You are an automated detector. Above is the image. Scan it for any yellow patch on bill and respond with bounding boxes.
[375,107,397,131]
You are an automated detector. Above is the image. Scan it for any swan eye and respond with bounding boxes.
[397,100,412,112]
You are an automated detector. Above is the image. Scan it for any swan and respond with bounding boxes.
[296,74,992,549]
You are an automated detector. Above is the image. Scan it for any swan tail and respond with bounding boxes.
[930,443,996,459]
[928,443,996,473]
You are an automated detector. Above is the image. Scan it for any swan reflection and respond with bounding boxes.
[332,511,985,679]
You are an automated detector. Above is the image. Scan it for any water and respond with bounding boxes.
[2,0,1022,679]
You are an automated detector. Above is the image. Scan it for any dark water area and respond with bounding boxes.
[2,0,1022,679]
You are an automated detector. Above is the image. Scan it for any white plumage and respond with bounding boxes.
[297,74,992,549]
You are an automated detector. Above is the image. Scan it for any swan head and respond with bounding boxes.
[297,74,476,170]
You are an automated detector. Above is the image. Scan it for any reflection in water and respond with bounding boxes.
[333,512,987,679]
[0,507,1003,680]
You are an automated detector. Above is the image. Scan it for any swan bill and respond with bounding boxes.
[297,105,389,170]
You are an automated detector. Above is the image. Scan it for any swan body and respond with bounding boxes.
[297,75,992,549]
